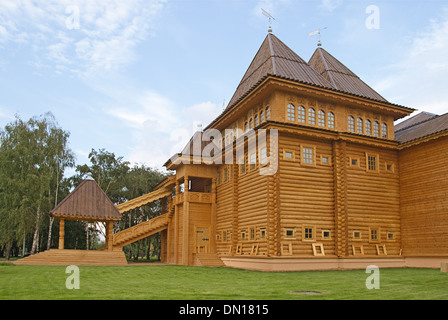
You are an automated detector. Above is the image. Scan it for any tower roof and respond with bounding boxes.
[50,179,122,221]
[226,33,333,110]
[308,47,388,103]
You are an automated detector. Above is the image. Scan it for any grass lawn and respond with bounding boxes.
[0,263,447,300]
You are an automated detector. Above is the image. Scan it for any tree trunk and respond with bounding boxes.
[30,205,41,254]
[47,216,54,250]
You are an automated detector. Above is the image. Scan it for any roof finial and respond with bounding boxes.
[309,27,327,47]
[261,8,276,33]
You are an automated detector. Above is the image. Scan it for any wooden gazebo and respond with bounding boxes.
[15,178,127,265]
[50,178,122,251]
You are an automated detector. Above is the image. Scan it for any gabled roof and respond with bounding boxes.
[395,111,448,144]
[226,33,333,110]
[50,179,122,221]
[308,47,388,103]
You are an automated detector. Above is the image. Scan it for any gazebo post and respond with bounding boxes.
[58,218,65,250]
[106,220,114,252]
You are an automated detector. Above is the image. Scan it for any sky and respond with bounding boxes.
[1,0,447,173]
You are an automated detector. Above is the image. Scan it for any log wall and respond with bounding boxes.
[399,136,448,256]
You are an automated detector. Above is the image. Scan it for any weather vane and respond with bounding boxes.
[261,8,276,33]
[309,27,327,47]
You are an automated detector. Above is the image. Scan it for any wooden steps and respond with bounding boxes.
[194,253,225,267]
[113,213,169,248]
[13,249,128,266]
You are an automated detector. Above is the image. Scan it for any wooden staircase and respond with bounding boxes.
[14,249,128,266]
[194,253,225,267]
[112,213,169,248]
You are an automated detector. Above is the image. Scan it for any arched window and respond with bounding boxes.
[298,106,306,123]
[318,110,325,127]
[308,108,316,125]
[244,122,248,133]
[365,120,371,135]
[348,116,355,132]
[357,118,363,134]
[381,123,388,138]
[249,118,253,129]
[328,112,335,129]
[287,104,295,121]
[266,107,271,120]
[373,121,380,137]
[260,110,265,124]
[254,115,259,127]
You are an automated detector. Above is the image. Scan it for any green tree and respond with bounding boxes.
[0,113,74,259]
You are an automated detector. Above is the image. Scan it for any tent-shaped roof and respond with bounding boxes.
[50,179,122,221]
[226,33,333,110]
[308,47,388,103]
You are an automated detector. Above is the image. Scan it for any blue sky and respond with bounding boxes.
[1,0,447,172]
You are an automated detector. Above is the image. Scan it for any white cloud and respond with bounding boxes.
[374,8,448,114]
[104,89,222,170]
[0,0,167,77]
[319,0,343,13]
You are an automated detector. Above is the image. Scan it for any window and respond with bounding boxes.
[302,146,314,165]
[260,110,265,123]
[387,231,395,241]
[366,154,378,172]
[284,228,295,238]
[223,231,227,242]
[318,110,325,127]
[259,228,266,240]
[348,116,355,132]
[244,122,248,133]
[287,104,295,121]
[321,155,331,165]
[373,121,380,137]
[357,118,363,134]
[369,227,380,242]
[266,107,271,120]
[386,163,394,173]
[308,108,316,125]
[381,123,388,138]
[298,106,306,123]
[350,157,359,167]
[249,152,256,170]
[283,150,294,161]
[249,227,255,241]
[328,112,335,129]
[223,167,228,182]
[353,231,361,240]
[249,118,253,129]
[322,230,331,240]
[217,172,221,184]
[260,147,267,164]
[365,119,371,135]
[239,157,246,174]
[303,226,315,241]
[254,115,259,127]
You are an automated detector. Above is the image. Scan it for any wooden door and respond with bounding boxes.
[195,227,209,253]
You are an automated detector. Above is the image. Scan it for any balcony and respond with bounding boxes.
[174,192,213,205]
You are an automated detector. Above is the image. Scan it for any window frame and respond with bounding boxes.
[297,106,306,123]
[348,116,355,132]
[287,103,295,121]
[365,152,379,173]
[308,108,316,125]
[300,145,316,167]
[318,110,326,127]
[302,226,316,242]
[327,112,335,129]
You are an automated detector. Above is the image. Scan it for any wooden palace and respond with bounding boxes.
[17,32,448,271]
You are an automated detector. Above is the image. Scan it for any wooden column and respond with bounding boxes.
[58,218,65,250]
[333,139,349,257]
[106,220,114,252]
[174,180,180,264]
[210,178,217,254]
[182,175,190,265]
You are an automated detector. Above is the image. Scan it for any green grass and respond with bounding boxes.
[0,264,447,300]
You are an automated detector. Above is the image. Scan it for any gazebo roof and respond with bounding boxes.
[50,179,122,221]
